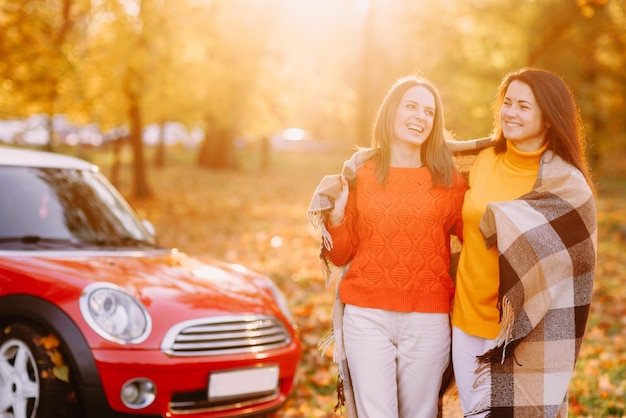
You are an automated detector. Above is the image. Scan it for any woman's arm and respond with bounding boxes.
[446,136,494,153]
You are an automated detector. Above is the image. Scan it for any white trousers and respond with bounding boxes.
[342,305,450,418]
[451,326,493,418]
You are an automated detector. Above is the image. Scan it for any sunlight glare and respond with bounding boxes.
[283,128,306,141]
[118,0,140,17]
[270,236,283,248]
[356,0,371,14]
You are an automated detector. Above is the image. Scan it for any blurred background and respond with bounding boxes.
[1,0,625,197]
[2,2,625,416]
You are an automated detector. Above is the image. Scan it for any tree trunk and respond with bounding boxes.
[126,82,152,198]
[197,120,238,170]
[44,114,54,152]
[154,121,166,168]
[109,136,124,188]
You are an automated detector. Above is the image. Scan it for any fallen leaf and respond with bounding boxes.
[53,365,70,383]
[38,334,61,350]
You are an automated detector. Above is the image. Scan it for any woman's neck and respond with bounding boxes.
[390,147,422,168]
[504,140,548,169]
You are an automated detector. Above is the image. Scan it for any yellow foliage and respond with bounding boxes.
[37,334,61,350]
[47,349,65,367]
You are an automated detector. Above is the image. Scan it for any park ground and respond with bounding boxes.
[103,146,625,418]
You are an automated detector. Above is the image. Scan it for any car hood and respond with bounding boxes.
[1,249,278,322]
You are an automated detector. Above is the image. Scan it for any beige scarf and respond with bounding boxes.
[307,148,375,417]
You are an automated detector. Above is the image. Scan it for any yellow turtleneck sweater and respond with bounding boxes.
[451,141,548,339]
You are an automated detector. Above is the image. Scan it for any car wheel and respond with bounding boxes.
[0,322,81,418]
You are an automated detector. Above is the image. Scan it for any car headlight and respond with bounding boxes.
[80,283,152,344]
[266,280,296,326]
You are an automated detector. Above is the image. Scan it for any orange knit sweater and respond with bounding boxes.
[324,161,467,313]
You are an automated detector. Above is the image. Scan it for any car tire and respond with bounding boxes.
[0,322,81,418]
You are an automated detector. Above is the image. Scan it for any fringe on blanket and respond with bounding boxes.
[477,296,516,365]
[468,297,516,417]
[336,375,346,411]
[308,209,333,251]
[317,305,354,415]
[308,180,351,410]
[308,208,346,288]
[318,331,349,412]
[316,276,347,372]
[466,359,492,417]
[317,329,335,359]
[315,255,354,416]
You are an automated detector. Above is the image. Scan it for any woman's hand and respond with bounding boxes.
[329,175,349,226]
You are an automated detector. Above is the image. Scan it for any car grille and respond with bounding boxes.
[161,314,291,356]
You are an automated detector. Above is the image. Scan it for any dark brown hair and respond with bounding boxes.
[492,68,596,194]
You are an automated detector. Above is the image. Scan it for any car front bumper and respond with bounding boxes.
[90,342,301,417]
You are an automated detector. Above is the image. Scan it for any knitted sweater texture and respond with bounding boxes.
[451,142,546,339]
[325,161,467,313]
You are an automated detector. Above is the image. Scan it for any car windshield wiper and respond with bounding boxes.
[88,235,159,249]
[0,235,90,249]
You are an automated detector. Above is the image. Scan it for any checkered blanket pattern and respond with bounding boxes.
[477,151,597,418]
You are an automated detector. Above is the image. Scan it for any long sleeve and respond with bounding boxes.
[324,185,358,267]
[325,161,466,314]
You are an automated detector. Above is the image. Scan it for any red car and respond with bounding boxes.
[0,146,301,417]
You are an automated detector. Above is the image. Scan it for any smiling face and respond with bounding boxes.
[393,85,435,149]
[500,79,549,152]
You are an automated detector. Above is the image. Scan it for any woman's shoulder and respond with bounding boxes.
[475,145,498,163]
[355,159,377,176]
[342,148,377,179]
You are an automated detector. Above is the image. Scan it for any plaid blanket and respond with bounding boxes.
[308,148,376,287]
[476,151,597,418]
[308,148,375,418]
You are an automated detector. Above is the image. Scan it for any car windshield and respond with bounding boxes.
[0,166,157,250]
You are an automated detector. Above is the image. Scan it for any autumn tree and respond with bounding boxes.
[0,0,90,148]
[139,1,199,169]
[182,0,271,170]
[111,0,151,197]
[391,0,626,167]
[2,0,626,178]
[81,0,167,198]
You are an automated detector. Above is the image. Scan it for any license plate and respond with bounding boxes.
[208,366,279,400]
